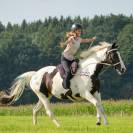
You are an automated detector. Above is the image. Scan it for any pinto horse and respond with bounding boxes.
[0,42,126,127]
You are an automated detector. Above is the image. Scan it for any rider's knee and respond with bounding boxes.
[65,68,71,74]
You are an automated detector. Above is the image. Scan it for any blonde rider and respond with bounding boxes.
[61,23,96,90]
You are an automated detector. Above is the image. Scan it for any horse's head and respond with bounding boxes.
[105,43,127,75]
[80,42,126,75]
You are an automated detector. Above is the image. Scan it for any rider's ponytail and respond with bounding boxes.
[60,31,76,48]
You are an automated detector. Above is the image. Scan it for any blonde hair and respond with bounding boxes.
[66,31,76,38]
[60,31,77,48]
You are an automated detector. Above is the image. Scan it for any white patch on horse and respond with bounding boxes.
[51,72,67,98]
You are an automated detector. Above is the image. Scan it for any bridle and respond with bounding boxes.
[80,48,121,68]
[105,48,121,67]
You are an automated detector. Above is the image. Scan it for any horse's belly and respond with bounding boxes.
[51,72,93,100]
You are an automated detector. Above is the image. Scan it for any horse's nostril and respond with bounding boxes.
[121,68,126,73]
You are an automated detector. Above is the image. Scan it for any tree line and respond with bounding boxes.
[0,14,133,104]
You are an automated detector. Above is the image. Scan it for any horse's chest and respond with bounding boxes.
[72,76,92,90]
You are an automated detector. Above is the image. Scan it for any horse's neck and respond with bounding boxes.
[79,58,100,76]
[79,51,106,76]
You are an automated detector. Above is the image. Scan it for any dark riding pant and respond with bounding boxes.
[61,56,74,89]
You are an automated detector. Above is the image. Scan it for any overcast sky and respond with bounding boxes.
[0,0,133,25]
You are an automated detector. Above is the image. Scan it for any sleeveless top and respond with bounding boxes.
[63,37,82,61]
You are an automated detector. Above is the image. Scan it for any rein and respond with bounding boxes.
[98,62,120,67]
[71,61,120,77]
[107,48,118,53]
[88,40,94,49]
[71,48,120,77]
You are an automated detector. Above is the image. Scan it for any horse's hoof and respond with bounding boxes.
[104,122,109,125]
[96,122,101,126]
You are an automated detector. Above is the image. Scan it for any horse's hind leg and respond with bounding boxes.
[30,76,60,127]
[33,100,43,125]
[37,92,60,127]
[31,86,60,127]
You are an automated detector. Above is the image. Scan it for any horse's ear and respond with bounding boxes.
[112,42,118,49]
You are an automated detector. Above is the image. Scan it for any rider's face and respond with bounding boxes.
[75,29,82,37]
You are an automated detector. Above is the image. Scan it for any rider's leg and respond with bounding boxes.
[61,56,73,89]
[63,69,71,89]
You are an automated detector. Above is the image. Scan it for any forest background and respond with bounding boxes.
[0,14,133,104]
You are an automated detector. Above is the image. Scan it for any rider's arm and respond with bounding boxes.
[81,36,96,43]
[64,36,74,46]
[60,36,74,48]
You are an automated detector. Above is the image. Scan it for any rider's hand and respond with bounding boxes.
[92,36,96,41]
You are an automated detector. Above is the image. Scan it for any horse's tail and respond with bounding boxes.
[0,71,36,105]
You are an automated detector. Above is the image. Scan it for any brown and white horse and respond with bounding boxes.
[0,42,126,127]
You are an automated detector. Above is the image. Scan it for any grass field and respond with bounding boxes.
[0,116,132,133]
[0,100,133,133]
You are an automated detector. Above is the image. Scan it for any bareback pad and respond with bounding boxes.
[57,61,78,79]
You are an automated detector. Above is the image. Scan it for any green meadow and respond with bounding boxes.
[0,100,133,133]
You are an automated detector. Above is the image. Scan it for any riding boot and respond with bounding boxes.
[62,78,70,90]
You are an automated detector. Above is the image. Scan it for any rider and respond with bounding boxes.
[61,23,96,90]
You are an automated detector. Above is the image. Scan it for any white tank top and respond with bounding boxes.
[63,37,82,60]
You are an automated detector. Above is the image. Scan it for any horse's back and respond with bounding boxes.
[37,66,56,73]
[30,66,57,90]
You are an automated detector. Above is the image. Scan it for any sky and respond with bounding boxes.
[0,0,133,25]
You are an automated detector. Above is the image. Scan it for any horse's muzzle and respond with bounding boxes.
[121,67,127,74]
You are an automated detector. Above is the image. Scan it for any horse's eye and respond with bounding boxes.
[109,54,112,60]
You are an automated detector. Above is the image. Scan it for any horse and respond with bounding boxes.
[0,42,126,127]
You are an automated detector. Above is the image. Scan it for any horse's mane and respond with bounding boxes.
[80,41,111,58]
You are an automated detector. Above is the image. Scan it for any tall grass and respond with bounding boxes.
[0,100,133,116]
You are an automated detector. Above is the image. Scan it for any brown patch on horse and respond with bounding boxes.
[40,68,58,97]
[90,64,103,94]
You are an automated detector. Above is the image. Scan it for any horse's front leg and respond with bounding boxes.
[94,92,108,125]
[83,91,108,125]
